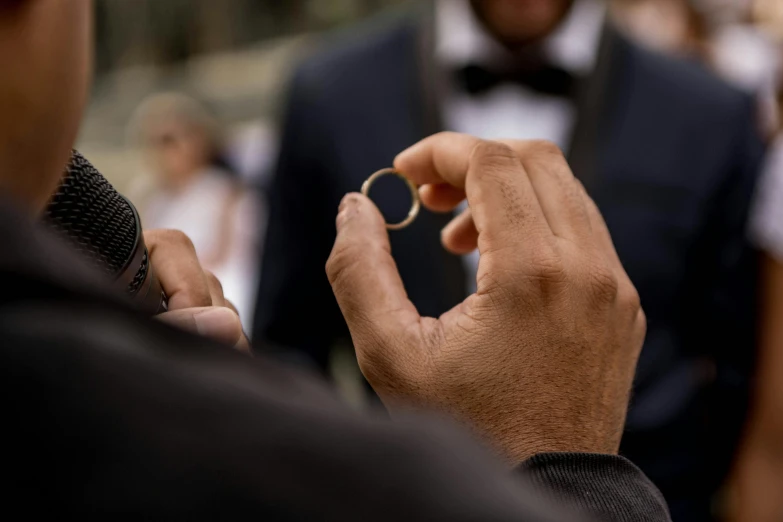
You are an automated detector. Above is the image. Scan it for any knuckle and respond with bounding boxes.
[326,245,365,289]
[180,289,212,308]
[623,282,642,312]
[618,279,643,317]
[528,243,566,282]
[586,263,620,304]
[158,229,197,252]
[532,261,568,302]
[204,270,223,292]
[469,140,518,170]
[528,139,564,158]
[475,268,515,300]
[326,236,388,286]
[483,243,566,302]
[325,248,348,285]
[635,308,648,343]
[190,286,213,307]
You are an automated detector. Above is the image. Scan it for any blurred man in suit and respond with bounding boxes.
[254,1,765,519]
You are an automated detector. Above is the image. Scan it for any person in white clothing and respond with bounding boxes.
[130,93,263,330]
[729,86,783,522]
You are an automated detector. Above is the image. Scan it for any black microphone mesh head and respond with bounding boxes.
[45,150,138,276]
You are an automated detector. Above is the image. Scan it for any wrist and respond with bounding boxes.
[481,415,623,467]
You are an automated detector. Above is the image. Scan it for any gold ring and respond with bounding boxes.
[361,168,420,231]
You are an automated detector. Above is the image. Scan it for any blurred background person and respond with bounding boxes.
[613,0,782,132]
[728,83,783,522]
[80,3,401,331]
[129,93,263,328]
[611,0,708,56]
[253,1,765,520]
[617,5,783,518]
[597,2,783,518]
[726,4,783,519]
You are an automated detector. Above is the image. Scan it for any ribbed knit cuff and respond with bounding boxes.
[517,453,671,522]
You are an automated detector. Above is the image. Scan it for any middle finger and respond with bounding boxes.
[204,270,226,308]
[499,140,592,243]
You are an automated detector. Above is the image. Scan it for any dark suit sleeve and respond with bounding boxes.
[252,67,347,371]
[3,303,670,522]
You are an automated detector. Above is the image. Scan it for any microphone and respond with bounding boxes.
[45,150,168,315]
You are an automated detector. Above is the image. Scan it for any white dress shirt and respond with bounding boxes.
[750,134,783,262]
[434,0,606,291]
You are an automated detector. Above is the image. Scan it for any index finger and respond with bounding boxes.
[395,133,551,257]
[145,229,212,310]
[394,132,478,188]
[326,194,422,379]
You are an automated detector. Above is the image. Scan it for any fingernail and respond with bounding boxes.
[338,193,360,212]
[336,194,360,230]
[193,307,237,339]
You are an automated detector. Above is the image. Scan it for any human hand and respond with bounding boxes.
[326,133,646,465]
[144,230,249,353]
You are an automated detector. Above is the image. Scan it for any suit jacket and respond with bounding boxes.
[253,6,765,510]
[0,199,670,521]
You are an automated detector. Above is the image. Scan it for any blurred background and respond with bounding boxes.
[80,0,407,191]
[79,0,407,322]
[80,0,783,191]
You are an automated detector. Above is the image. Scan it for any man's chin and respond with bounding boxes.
[472,0,573,46]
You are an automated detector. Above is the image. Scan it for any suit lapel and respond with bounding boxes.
[415,0,445,137]
[567,24,629,194]
[410,2,469,310]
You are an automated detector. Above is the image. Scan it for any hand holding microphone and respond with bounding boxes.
[46,151,167,314]
[327,134,646,464]
[46,151,248,351]
[145,229,249,352]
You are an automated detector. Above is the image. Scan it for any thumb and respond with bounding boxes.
[326,194,420,357]
[158,306,246,349]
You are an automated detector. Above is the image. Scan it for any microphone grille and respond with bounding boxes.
[45,150,138,276]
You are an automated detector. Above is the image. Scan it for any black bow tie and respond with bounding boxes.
[455,64,577,98]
